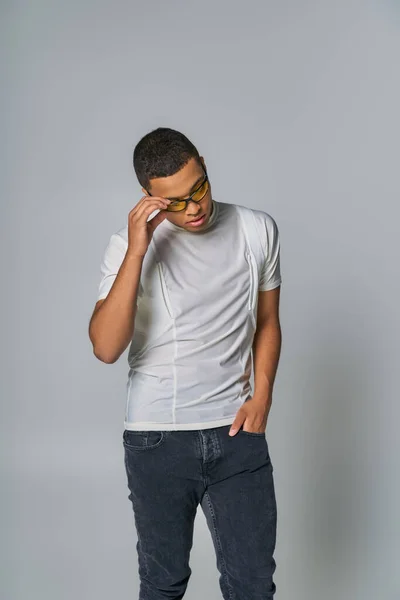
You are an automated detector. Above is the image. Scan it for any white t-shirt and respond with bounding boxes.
[97,199,282,430]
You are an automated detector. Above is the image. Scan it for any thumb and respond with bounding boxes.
[148,209,167,230]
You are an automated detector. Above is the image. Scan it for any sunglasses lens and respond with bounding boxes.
[166,178,209,211]
[167,201,187,212]
[192,179,209,201]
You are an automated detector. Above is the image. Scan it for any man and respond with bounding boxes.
[88,127,282,599]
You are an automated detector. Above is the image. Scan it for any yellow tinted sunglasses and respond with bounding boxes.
[148,169,209,212]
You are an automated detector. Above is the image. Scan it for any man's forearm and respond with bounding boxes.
[89,252,143,363]
[251,319,282,412]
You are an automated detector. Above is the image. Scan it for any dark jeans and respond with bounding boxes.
[123,423,277,599]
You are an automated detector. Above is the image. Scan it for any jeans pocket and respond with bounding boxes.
[123,429,165,450]
[239,428,266,437]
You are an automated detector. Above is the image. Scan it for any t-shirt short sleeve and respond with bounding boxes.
[97,233,128,301]
[258,213,282,291]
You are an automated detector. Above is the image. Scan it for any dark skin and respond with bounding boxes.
[228,287,281,436]
[143,156,213,232]
[146,157,281,435]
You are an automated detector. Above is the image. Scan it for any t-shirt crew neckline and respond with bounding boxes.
[162,198,220,233]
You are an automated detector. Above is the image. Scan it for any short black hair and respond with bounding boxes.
[133,127,202,191]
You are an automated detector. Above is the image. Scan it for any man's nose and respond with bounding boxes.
[185,200,201,215]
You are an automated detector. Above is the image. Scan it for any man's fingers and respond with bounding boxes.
[148,209,168,230]
[131,198,170,222]
[229,417,244,436]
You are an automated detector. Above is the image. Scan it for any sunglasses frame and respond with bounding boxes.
[146,166,209,212]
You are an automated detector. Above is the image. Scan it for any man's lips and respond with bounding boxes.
[186,213,206,225]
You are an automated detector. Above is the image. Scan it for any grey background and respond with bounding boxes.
[2,1,399,599]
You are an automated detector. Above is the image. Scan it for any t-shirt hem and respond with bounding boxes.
[124,416,236,431]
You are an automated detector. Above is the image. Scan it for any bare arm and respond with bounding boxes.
[229,286,282,436]
[89,193,172,364]
[251,286,282,414]
[252,213,282,407]
[88,252,144,363]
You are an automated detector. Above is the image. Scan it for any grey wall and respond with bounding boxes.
[2,1,399,599]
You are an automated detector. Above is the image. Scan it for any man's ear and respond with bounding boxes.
[142,187,149,196]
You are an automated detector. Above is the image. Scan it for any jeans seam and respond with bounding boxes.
[204,491,234,600]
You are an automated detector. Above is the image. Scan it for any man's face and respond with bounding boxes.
[143,156,213,232]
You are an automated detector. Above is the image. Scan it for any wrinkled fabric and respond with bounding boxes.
[97,199,281,431]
